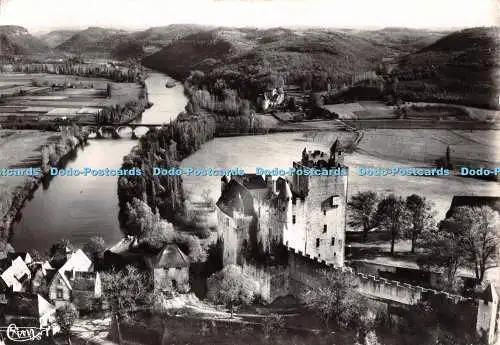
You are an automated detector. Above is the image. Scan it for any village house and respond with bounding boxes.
[0,256,32,292]
[260,88,285,111]
[104,237,190,293]
[46,249,96,308]
[3,292,57,331]
[144,244,190,293]
[48,269,102,309]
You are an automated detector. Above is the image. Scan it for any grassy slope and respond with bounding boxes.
[55,27,130,53]
[0,26,50,54]
[130,24,213,47]
[38,30,79,48]
[142,27,393,81]
[52,25,211,59]
[352,27,447,55]
[392,27,500,109]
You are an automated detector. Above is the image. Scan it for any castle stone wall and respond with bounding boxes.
[242,261,289,302]
[286,249,473,306]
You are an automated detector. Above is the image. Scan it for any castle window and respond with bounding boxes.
[323,225,327,233]
[292,197,296,205]
[339,239,342,247]
[323,210,326,216]
[332,204,339,209]
[316,238,320,248]
[56,288,63,299]
[292,215,296,224]
[331,237,335,246]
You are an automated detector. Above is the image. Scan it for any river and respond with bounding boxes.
[11,72,187,253]
[10,72,500,253]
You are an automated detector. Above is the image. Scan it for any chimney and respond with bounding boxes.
[65,247,73,261]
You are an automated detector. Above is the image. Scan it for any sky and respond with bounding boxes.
[0,0,498,32]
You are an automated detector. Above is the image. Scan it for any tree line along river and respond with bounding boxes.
[10,72,188,252]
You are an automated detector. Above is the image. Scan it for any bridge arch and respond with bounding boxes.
[133,126,151,138]
[99,126,120,139]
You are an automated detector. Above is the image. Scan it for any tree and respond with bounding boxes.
[56,303,79,345]
[405,195,436,253]
[397,293,487,345]
[440,206,500,282]
[445,145,452,168]
[374,194,409,255]
[49,239,73,261]
[106,83,112,98]
[206,265,259,317]
[201,188,215,207]
[101,266,151,345]
[0,241,15,259]
[286,96,297,111]
[82,236,106,263]
[421,206,500,288]
[309,92,323,109]
[123,198,160,237]
[302,269,368,331]
[419,226,467,291]
[348,191,379,241]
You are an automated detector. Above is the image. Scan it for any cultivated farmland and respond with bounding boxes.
[0,73,142,123]
[356,129,499,167]
[0,130,60,217]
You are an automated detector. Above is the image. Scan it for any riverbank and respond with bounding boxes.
[0,126,88,245]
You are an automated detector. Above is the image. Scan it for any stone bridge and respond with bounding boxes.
[61,123,167,139]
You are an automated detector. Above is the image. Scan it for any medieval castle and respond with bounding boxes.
[216,139,347,268]
[215,140,499,344]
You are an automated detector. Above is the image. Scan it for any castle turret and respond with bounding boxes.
[302,147,308,165]
[221,176,229,194]
[329,138,344,166]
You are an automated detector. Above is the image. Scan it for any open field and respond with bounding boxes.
[0,72,142,123]
[402,102,500,122]
[0,129,61,217]
[323,101,500,124]
[356,129,499,166]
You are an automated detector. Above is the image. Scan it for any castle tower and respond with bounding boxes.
[476,283,499,345]
[288,139,348,267]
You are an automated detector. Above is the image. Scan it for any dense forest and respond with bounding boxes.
[390,27,500,109]
[118,115,217,225]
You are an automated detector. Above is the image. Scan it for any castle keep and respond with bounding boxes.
[216,139,347,267]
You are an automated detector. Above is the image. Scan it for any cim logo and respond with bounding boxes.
[0,324,52,342]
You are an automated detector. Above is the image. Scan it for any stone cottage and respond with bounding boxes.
[145,244,190,293]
